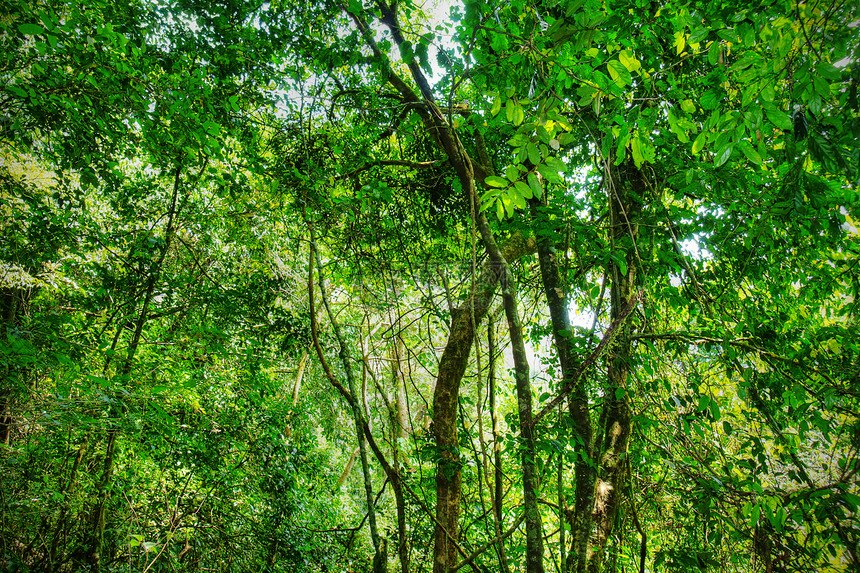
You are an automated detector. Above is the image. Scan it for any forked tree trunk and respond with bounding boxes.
[431,234,535,572]
[345,5,541,570]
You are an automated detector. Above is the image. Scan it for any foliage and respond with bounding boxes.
[0,0,858,572]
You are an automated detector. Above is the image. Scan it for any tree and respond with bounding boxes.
[1,0,858,572]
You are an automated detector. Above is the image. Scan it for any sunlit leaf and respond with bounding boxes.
[527,172,542,199]
[514,180,533,199]
[512,103,525,126]
[491,95,502,116]
[714,143,733,167]
[619,49,640,72]
[484,175,508,188]
[607,59,632,86]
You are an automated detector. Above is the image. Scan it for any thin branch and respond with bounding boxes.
[453,512,527,572]
[534,290,641,424]
[337,159,440,180]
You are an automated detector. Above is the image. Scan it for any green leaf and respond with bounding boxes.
[708,40,721,65]
[774,507,787,532]
[765,108,792,130]
[750,503,761,526]
[511,192,526,209]
[592,94,602,116]
[709,400,720,420]
[7,85,27,98]
[815,62,840,81]
[399,39,414,61]
[700,90,719,110]
[714,143,733,167]
[618,49,640,72]
[527,172,542,199]
[544,156,566,173]
[681,99,696,114]
[631,133,645,167]
[577,84,597,106]
[512,103,525,126]
[484,175,508,188]
[674,31,686,55]
[813,76,830,98]
[740,141,762,165]
[18,23,45,35]
[503,195,514,218]
[536,125,551,144]
[527,142,541,165]
[607,60,632,87]
[667,109,689,143]
[843,493,860,511]
[491,96,502,116]
[613,253,627,276]
[514,180,533,199]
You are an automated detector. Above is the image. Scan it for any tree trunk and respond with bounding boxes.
[474,208,545,573]
[431,233,535,572]
[488,318,512,573]
[586,163,642,573]
[533,202,597,573]
[391,334,410,573]
[346,6,539,569]
[336,447,360,488]
[431,253,505,573]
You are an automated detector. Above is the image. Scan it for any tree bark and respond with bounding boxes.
[473,207,545,572]
[487,318,512,573]
[586,163,643,573]
[535,228,594,573]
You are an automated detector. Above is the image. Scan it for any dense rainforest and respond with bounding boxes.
[1,0,858,571]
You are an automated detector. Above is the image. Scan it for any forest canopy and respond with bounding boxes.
[1,0,858,572]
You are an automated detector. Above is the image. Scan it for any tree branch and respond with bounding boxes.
[534,290,641,424]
